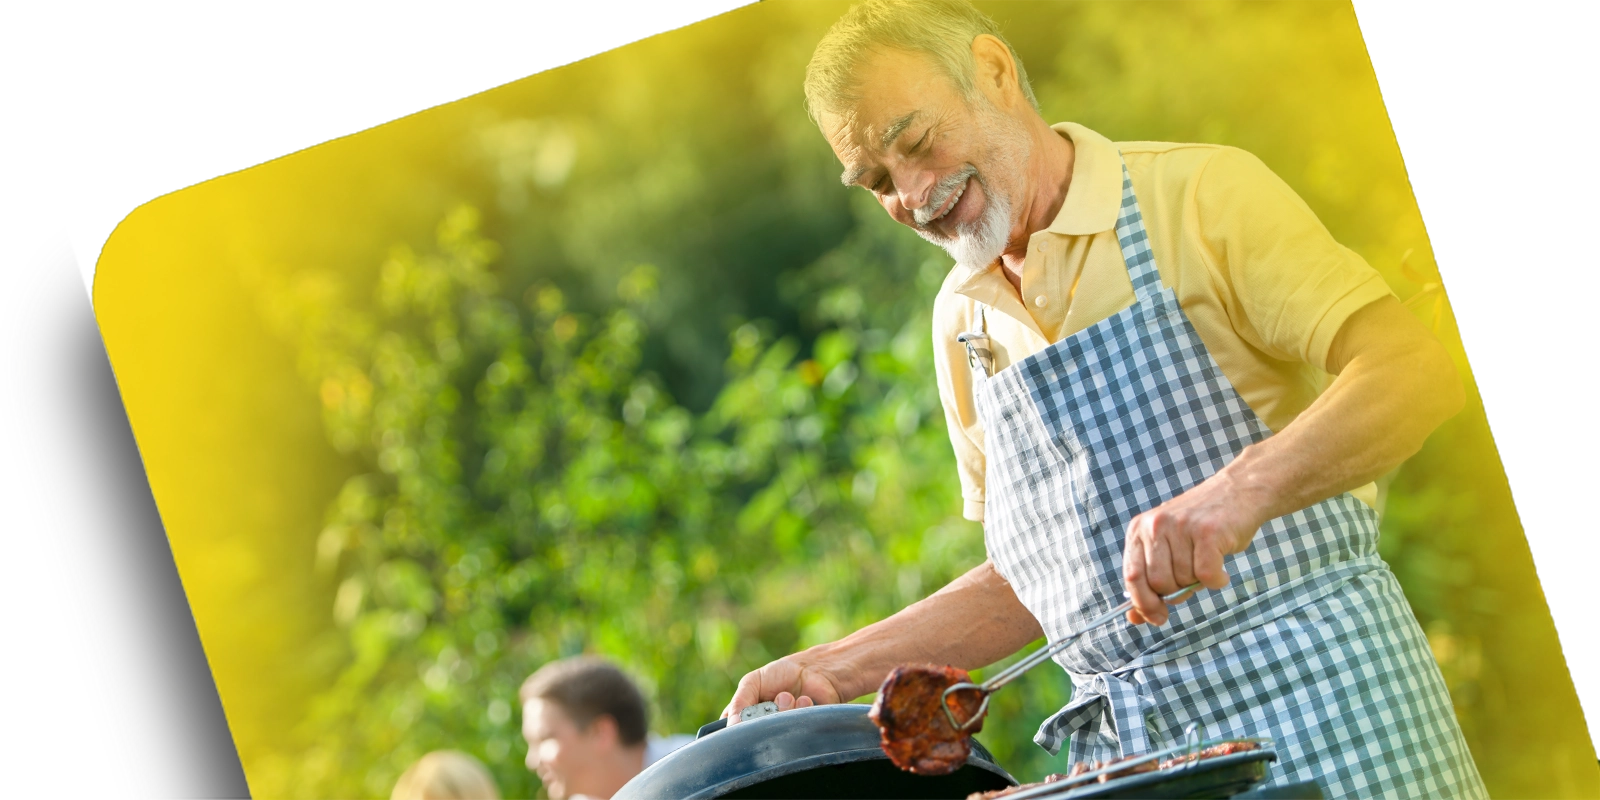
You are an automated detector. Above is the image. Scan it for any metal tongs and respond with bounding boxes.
[941,583,1201,731]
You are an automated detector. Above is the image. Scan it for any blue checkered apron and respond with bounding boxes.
[961,160,1486,797]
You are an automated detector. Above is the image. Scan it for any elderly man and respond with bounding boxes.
[722,1,1487,797]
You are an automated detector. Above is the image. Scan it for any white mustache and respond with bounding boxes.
[913,166,978,227]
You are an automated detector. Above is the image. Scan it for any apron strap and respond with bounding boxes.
[1035,671,1159,758]
[957,157,1152,376]
[1113,157,1163,301]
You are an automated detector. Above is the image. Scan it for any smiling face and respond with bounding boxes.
[820,43,1036,269]
[522,698,618,800]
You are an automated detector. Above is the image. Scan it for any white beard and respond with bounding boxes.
[915,184,1013,271]
[911,102,1027,271]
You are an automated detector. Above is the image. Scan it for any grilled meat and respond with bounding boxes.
[1056,754,1161,784]
[966,772,1070,800]
[869,664,985,775]
[964,740,1263,799]
[1158,740,1261,769]
[1095,757,1160,782]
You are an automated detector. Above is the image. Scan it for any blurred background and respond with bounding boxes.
[92,1,1595,797]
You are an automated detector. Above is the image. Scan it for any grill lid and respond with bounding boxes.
[614,703,1016,800]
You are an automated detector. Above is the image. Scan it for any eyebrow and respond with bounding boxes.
[839,111,921,186]
[878,111,919,150]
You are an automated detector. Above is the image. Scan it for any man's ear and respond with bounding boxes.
[586,713,621,747]
[970,34,1022,110]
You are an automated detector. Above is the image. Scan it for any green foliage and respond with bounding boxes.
[254,199,1047,796]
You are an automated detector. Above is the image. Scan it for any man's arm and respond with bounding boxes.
[1121,296,1464,624]
[721,559,1043,721]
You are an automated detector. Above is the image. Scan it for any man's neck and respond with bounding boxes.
[579,743,648,800]
[999,123,1074,293]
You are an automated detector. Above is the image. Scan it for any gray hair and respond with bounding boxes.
[804,0,1039,125]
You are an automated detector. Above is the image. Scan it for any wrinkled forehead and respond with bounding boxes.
[821,107,911,168]
[818,48,966,157]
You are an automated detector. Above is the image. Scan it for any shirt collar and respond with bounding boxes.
[1045,121,1123,236]
[945,121,1122,301]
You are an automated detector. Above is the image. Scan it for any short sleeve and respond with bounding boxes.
[1193,148,1394,372]
[932,282,988,522]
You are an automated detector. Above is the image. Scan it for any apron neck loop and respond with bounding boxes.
[1113,156,1163,302]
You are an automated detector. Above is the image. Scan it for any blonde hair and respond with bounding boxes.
[803,0,1038,124]
[391,751,502,800]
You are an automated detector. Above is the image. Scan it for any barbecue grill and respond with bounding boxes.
[613,703,1014,799]
[612,703,1325,799]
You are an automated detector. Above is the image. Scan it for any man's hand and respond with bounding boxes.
[1121,297,1464,626]
[1122,472,1264,625]
[719,561,1042,726]
[721,656,846,725]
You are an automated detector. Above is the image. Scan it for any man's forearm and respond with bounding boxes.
[1120,297,1464,624]
[799,560,1043,701]
[1221,297,1464,526]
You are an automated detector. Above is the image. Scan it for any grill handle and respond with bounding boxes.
[696,700,782,738]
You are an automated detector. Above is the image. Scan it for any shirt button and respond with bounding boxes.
[1033,294,1049,308]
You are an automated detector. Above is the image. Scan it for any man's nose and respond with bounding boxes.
[894,168,936,212]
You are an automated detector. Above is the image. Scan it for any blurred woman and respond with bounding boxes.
[391,750,502,800]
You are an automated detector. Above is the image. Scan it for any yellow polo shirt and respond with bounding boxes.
[933,122,1392,523]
